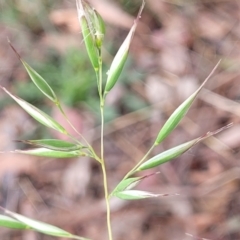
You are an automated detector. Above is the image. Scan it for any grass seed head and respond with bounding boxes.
[76,1,105,70]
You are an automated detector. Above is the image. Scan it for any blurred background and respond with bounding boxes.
[0,0,240,239]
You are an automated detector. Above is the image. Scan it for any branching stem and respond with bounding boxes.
[120,143,156,184]
[57,103,101,162]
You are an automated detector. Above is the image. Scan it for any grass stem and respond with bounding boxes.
[122,143,156,182]
[98,53,113,240]
[57,103,101,162]
[101,144,113,240]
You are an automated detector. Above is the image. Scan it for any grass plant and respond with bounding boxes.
[0,1,230,240]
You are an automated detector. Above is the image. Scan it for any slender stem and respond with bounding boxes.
[126,143,156,178]
[100,105,104,160]
[98,52,113,240]
[57,102,101,162]
[98,55,104,160]
[101,105,113,240]
[109,143,156,197]
[95,70,101,100]
[101,146,113,240]
[57,103,89,146]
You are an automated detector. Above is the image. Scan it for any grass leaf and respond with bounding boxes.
[114,190,170,200]
[1,87,66,134]
[138,139,198,171]
[0,215,29,229]
[104,1,145,95]
[8,40,58,103]
[155,61,221,145]
[112,177,142,195]
[111,172,160,196]
[18,139,83,151]
[138,124,232,171]
[2,210,90,239]
[14,148,87,158]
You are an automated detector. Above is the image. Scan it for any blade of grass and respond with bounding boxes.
[137,124,232,171]
[0,208,90,240]
[8,39,58,103]
[155,60,221,145]
[14,148,88,158]
[1,87,67,134]
[16,139,84,151]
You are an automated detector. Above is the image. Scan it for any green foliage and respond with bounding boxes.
[0,215,29,230]
[2,87,67,134]
[15,148,87,158]
[138,139,199,171]
[0,212,89,240]
[19,139,84,151]
[113,190,162,200]
[17,48,97,107]
[154,62,220,145]
[104,3,144,95]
